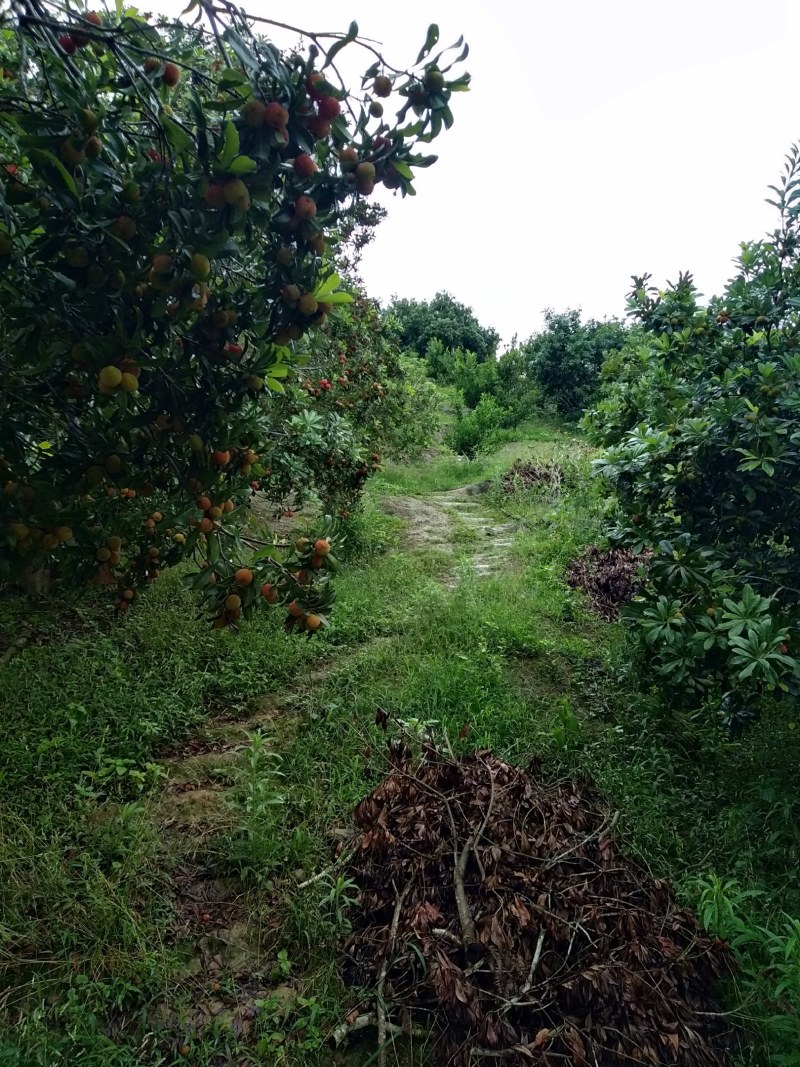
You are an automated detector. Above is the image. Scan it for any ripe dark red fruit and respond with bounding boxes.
[203,183,225,208]
[306,72,326,100]
[294,195,317,220]
[306,115,332,139]
[317,96,341,121]
[162,63,180,87]
[58,35,77,54]
[263,102,289,130]
[241,98,266,127]
[293,153,317,178]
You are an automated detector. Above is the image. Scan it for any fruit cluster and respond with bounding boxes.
[0,2,468,627]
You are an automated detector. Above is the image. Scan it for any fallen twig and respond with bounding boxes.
[297,849,354,889]
[330,1010,428,1047]
[377,882,411,1067]
[542,810,619,871]
[453,757,495,951]
[501,928,545,1015]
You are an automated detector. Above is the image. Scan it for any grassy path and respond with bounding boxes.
[139,460,544,1063]
[2,420,798,1064]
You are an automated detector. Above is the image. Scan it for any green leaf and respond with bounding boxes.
[267,378,285,393]
[228,155,257,174]
[160,115,192,154]
[27,149,78,199]
[218,68,250,87]
[265,363,289,378]
[217,121,239,169]
[222,28,259,72]
[390,159,414,179]
[447,74,471,91]
[323,21,358,69]
[416,24,440,64]
[320,290,354,305]
[208,532,220,564]
[314,272,343,298]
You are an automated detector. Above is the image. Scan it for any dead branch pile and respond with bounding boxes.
[565,545,649,621]
[501,461,564,495]
[342,748,734,1066]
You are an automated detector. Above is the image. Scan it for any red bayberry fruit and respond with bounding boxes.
[162,63,180,87]
[306,72,326,100]
[294,195,317,220]
[263,101,289,130]
[317,96,341,121]
[203,183,225,208]
[293,153,317,178]
[306,115,332,139]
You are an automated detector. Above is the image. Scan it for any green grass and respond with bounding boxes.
[2,420,799,1065]
[376,418,581,494]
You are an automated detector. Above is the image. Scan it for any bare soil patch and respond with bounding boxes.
[380,495,453,552]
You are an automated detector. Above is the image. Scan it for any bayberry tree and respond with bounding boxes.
[0,1,469,631]
[285,291,442,513]
[587,148,800,722]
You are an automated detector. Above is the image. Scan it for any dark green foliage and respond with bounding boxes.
[585,147,800,716]
[420,338,502,408]
[0,0,467,626]
[495,345,542,423]
[523,309,628,419]
[388,290,500,362]
[446,393,510,457]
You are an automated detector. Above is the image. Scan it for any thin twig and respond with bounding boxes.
[296,849,353,889]
[206,2,407,73]
[500,928,545,1016]
[377,881,410,1067]
[542,810,619,871]
[330,1011,427,1048]
[431,927,462,947]
[453,756,495,948]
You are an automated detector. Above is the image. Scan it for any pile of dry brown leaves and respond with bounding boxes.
[565,545,649,621]
[340,746,734,1066]
[501,461,564,495]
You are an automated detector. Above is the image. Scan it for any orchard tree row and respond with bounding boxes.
[0,0,469,630]
[586,149,800,723]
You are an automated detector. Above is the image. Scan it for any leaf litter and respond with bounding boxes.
[339,741,735,1065]
[565,545,649,621]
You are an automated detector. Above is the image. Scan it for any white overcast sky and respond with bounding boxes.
[159,0,800,346]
